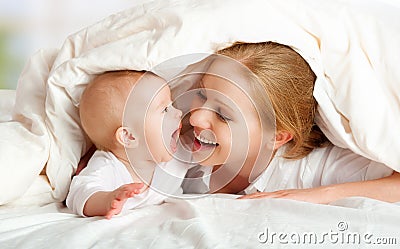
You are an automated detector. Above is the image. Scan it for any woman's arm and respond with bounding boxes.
[239,172,400,204]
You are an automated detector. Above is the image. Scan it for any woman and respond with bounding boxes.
[182,41,399,204]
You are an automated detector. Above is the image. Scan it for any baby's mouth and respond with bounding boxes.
[170,124,182,153]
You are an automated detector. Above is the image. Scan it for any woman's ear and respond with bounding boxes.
[274,130,293,150]
[115,127,138,148]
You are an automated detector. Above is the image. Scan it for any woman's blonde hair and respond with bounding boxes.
[217,42,328,159]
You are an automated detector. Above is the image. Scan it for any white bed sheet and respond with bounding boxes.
[1,194,400,248]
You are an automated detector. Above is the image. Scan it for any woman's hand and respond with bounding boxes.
[238,186,337,204]
[238,172,400,204]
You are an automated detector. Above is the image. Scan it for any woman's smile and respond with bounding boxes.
[192,130,219,152]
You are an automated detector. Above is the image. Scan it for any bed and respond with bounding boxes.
[1,0,400,248]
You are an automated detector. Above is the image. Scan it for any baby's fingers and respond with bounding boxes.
[105,207,120,219]
[124,182,144,192]
[116,183,144,199]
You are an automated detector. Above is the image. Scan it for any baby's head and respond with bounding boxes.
[80,70,182,162]
[79,70,143,151]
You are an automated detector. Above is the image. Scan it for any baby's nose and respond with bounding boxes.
[173,105,183,118]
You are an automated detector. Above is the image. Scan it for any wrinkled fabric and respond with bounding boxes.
[1,196,400,248]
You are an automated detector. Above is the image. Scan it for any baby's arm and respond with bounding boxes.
[67,151,147,218]
[239,172,400,204]
[84,182,143,219]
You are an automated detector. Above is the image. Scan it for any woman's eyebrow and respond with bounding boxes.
[198,79,205,88]
[214,98,234,113]
[199,79,234,113]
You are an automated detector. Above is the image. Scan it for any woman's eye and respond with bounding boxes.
[216,112,231,122]
[196,89,207,100]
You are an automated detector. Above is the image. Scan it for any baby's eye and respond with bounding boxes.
[162,102,174,113]
[162,106,169,113]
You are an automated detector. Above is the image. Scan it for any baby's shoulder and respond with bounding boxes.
[85,150,121,171]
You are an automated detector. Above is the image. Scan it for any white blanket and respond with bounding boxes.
[0,0,399,206]
[1,195,400,248]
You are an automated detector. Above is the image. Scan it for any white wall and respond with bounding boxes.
[0,0,142,89]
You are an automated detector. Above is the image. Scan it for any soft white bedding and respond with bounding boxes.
[1,0,400,247]
[1,195,400,248]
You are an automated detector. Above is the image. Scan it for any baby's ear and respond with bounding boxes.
[115,127,138,148]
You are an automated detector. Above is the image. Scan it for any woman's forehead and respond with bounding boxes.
[201,74,259,118]
[201,74,251,103]
[204,57,251,87]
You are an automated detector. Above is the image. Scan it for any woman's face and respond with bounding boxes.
[189,72,263,169]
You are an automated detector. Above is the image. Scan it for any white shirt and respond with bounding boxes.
[66,150,188,216]
[182,144,394,195]
[67,144,394,216]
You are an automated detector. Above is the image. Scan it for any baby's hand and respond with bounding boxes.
[105,182,144,219]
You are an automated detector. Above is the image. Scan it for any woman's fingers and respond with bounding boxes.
[238,192,277,199]
[238,188,329,204]
[238,190,296,199]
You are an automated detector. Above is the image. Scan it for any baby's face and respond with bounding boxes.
[144,77,182,163]
[124,73,182,163]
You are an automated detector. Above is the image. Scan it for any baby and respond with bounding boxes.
[66,70,183,219]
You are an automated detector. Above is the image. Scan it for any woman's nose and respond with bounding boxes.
[189,108,213,129]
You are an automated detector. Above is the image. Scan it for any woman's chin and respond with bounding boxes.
[160,155,173,164]
[192,153,225,166]
[152,149,174,163]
